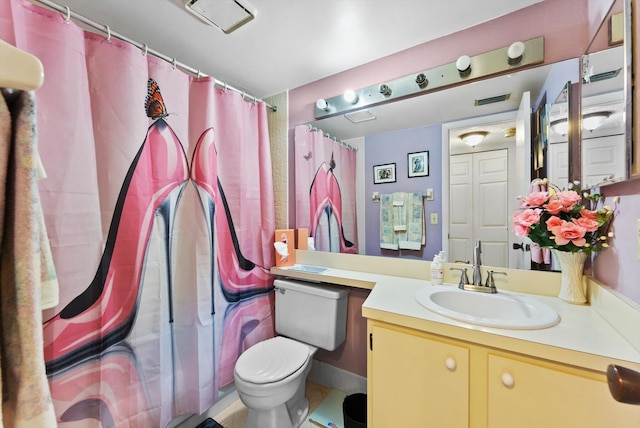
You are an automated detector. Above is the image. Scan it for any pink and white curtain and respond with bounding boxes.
[294,125,358,253]
[1,0,275,425]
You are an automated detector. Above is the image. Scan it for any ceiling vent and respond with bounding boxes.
[344,110,377,123]
[584,68,622,84]
[474,93,511,106]
[185,0,256,34]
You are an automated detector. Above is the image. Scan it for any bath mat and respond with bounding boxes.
[308,388,348,428]
[196,418,223,428]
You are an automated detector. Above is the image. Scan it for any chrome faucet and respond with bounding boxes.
[450,240,505,294]
[472,240,483,286]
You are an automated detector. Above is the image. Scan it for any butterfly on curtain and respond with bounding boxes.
[303,151,312,160]
[145,78,169,120]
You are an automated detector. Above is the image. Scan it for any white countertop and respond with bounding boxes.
[272,264,640,372]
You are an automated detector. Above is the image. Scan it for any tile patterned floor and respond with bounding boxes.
[212,380,332,428]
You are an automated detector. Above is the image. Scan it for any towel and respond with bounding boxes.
[399,192,425,250]
[0,89,58,428]
[380,192,425,250]
[379,193,398,250]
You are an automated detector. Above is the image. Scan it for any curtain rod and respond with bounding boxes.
[307,124,357,151]
[30,0,277,112]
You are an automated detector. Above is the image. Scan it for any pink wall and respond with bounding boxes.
[288,0,640,379]
[595,181,640,303]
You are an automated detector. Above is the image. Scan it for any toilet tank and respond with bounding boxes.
[274,279,349,351]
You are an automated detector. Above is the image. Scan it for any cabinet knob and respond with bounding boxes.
[445,357,457,371]
[501,372,515,388]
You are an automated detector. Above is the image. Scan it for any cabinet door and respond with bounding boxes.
[370,324,469,428]
[488,354,640,428]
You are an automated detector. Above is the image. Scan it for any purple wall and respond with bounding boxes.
[364,125,443,260]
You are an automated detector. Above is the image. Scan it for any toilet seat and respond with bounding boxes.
[235,337,310,384]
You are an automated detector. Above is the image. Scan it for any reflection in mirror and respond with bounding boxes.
[300,59,579,271]
[581,46,626,187]
[581,0,630,186]
[547,83,571,190]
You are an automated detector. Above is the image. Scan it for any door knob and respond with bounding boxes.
[512,243,531,251]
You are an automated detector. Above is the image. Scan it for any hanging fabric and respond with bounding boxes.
[0,88,57,427]
[294,125,358,253]
[1,0,276,425]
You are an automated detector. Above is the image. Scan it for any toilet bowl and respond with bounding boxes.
[233,279,349,428]
[234,336,317,428]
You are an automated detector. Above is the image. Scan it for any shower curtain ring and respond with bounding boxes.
[62,5,71,23]
[224,83,228,92]
[196,70,201,80]
[172,58,177,70]
[105,25,111,42]
[141,44,148,57]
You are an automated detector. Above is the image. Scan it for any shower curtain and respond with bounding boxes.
[294,125,358,253]
[1,0,276,426]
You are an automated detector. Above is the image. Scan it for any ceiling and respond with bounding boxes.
[36,0,543,99]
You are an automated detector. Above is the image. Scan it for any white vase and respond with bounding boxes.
[552,250,587,304]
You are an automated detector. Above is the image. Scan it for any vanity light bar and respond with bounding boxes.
[314,36,544,120]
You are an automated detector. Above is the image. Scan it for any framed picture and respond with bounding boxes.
[373,163,396,184]
[408,151,429,177]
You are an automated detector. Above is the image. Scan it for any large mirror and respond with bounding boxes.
[302,58,579,270]
[581,0,630,187]
[298,0,631,269]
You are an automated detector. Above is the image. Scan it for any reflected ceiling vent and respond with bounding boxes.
[583,68,622,84]
[185,0,256,34]
[344,110,376,123]
[474,93,511,106]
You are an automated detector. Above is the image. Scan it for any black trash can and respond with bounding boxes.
[343,393,367,428]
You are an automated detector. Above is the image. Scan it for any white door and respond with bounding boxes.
[581,134,626,187]
[449,154,473,264]
[512,91,532,270]
[474,150,509,268]
[548,141,569,190]
[449,150,509,268]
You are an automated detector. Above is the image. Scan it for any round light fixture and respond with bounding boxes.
[550,119,569,136]
[456,55,471,76]
[582,112,611,131]
[315,98,329,111]
[415,73,428,88]
[507,41,526,65]
[343,89,358,104]
[459,131,488,146]
[378,84,392,96]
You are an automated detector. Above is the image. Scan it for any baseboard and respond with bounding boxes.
[308,360,367,394]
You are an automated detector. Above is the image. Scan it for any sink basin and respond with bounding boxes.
[415,285,559,330]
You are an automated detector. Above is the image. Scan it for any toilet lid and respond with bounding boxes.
[235,337,310,384]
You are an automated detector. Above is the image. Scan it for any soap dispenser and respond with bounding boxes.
[430,254,443,285]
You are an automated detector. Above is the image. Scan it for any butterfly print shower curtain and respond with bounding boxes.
[1,0,276,425]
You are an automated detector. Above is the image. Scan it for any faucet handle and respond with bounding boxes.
[450,267,469,289]
[485,270,507,290]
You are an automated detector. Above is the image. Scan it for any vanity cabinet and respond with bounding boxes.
[368,322,469,428]
[367,320,640,428]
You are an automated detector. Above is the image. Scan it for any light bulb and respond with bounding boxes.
[343,89,358,104]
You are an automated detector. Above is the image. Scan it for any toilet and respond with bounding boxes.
[234,279,349,428]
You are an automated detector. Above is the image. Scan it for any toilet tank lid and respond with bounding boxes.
[274,279,349,299]
[235,337,310,384]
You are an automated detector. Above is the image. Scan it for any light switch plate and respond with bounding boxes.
[431,213,438,224]
[425,188,434,200]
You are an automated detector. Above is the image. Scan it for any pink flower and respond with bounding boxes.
[549,222,587,247]
[511,209,541,237]
[579,209,597,220]
[545,215,565,229]
[573,217,600,232]
[521,191,548,208]
[557,190,582,209]
[544,198,565,215]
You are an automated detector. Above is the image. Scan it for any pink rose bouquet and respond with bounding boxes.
[511,179,616,255]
